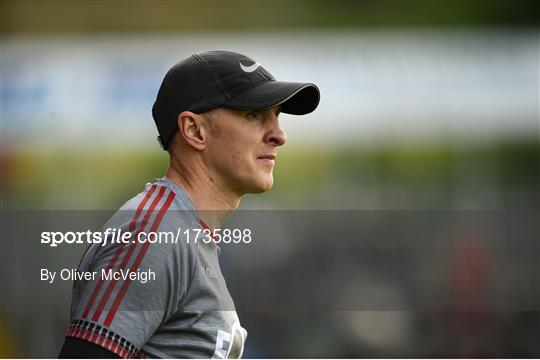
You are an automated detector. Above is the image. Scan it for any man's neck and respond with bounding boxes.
[165,161,240,229]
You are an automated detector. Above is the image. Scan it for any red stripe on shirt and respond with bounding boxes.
[74,324,82,338]
[80,325,88,341]
[82,184,158,319]
[103,190,176,327]
[127,184,159,232]
[82,327,91,342]
[199,219,211,230]
[104,335,113,353]
[97,330,107,347]
[199,219,217,241]
[111,338,119,355]
[91,186,166,323]
[90,325,100,344]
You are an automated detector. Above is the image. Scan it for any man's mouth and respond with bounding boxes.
[257,154,276,165]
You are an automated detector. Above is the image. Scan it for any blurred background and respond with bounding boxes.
[1,0,539,357]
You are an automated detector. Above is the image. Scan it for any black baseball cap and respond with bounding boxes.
[152,50,320,150]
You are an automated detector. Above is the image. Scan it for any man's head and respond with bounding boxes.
[168,105,285,195]
[152,51,319,195]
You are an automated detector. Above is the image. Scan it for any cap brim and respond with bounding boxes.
[223,81,320,115]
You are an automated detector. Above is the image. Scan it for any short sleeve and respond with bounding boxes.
[65,195,196,358]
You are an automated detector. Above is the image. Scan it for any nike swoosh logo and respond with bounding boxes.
[239,61,261,73]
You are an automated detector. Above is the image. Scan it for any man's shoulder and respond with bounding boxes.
[119,178,195,212]
[104,178,199,231]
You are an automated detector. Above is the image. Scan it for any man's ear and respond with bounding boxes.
[177,111,207,150]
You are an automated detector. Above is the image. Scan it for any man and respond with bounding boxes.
[58,50,319,358]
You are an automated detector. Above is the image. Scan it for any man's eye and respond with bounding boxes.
[247,111,262,119]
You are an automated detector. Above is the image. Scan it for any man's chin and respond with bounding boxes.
[249,184,273,194]
[247,178,274,194]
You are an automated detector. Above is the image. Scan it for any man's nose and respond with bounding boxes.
[266,119,287,146]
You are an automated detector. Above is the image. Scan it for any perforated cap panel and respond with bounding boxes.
[152,55,227,149]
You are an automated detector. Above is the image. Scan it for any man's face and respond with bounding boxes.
[203,106,286,196]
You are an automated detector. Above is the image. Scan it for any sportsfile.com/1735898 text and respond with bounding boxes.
[40,227,252,247]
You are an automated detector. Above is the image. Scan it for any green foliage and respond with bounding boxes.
[6,142,537,209]
[2,0,537,34]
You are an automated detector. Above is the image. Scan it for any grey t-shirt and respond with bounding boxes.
[65,178,247,358]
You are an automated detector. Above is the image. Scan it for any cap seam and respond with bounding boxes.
[193,53,230,99]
